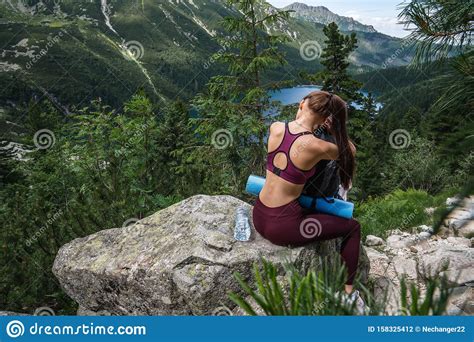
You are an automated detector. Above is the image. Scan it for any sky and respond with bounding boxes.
[267,0,411,38]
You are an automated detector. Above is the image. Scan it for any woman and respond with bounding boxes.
[252,90,368,313]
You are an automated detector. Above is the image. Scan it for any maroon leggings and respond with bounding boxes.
[252,196,361,285]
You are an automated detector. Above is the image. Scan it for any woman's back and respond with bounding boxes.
[259,121,338,208]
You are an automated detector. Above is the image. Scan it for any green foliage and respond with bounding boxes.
[305,22,362,102]
[395,0,474,233]
[383,137,449,194]
[230,258,452,316]
[399,0,472,64]
[155,100,204,197]
[305,22,378,200]
[424,52,474,163]
[191,0,291,194]
[452,152,474,188]
[0,94,198,313]
[0,0,471,316]
[355,189,434,238]
[230,256,375,316]
[431,52,474,112]
[348,94,379,199]
[393,1,473,180]
[354,0,473,200]
[354,62,451,95]
[399,273,452,315]
[353,60,472,198]
[319,22,361,101]
[275,103,299,122]
[0,143,20,186]
[0,0,415,115]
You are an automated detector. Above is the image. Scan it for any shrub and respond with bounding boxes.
[382,137,449,194]
[355,188,433,238]
[229,256,375,316]
[229,257,453,316]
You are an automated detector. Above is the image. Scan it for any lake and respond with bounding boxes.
[268,85,382,111]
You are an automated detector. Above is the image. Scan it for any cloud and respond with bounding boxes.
[343,10,408,37]
[267,0,410,38]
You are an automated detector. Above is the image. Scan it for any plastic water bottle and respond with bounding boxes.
[234,206,251,241]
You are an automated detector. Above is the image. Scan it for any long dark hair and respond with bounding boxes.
[303,91,355,188]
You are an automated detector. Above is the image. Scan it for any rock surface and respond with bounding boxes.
[365,235,384,246]
[0,311,28,316]
[284,2,377,33]
[53,195,369,315]
[365,196,474,315]
[439,196,474,238]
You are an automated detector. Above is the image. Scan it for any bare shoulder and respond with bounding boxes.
[267,122,285,152]
[269,122,285,139]
[269,121,285,133]
[307,136,339,160]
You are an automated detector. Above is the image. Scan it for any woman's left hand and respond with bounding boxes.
[322,116,335,135]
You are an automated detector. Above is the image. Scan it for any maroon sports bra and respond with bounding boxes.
[266,122,317,185]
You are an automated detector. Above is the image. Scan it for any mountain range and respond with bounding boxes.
[283,2,377,33]
[0,0,413,115]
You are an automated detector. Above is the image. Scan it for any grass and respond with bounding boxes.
[355,188,440,239]
[229,257,453,316]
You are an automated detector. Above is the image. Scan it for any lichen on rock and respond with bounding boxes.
[53,195,369,315]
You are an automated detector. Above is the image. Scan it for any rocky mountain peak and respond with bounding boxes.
[283,2,377,33]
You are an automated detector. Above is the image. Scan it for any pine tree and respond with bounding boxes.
[362,93,377,123]
[318,22,362,102]
[314,23,380,198]
[0,144,19,186]
[156,100,201,197]
[399,0,472,64]
[399,0,473,174]
[192,0,292,193]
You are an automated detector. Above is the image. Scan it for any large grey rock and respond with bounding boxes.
[386,234,418,249]
[365,247,401,315]
[53,195,369,316]
[392,255,418,280]
[361,196,474,315]
[458,221,474,238]
[417,245,474,286]
[440,196,474,238]
[77,306,111,316]
[447,236,471,248]
[446,197,461,207]
[365,235,384,246]
[415,225,434,234]
[366,225,474,315]
[444,286,474,315]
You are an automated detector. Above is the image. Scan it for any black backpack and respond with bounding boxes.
[302,127,342,199]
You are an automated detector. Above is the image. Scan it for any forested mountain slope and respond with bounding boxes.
[0,0,412,111]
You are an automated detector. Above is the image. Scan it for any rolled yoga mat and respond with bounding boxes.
[245,175,354,219]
